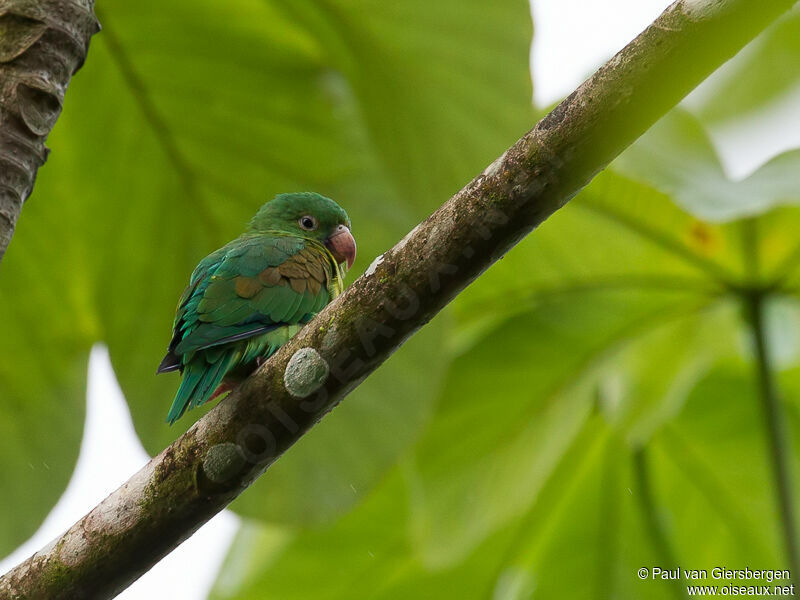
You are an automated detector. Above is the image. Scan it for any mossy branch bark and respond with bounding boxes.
[0,0,99,265]
[0,0,796,597]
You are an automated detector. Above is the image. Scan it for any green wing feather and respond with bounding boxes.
[161,233,341,424]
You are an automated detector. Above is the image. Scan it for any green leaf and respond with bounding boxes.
[508,367,790,598]
[210,37,800,596]
[613,110,800,221]
[409,287,703,566]
[5,0,800,593]
[404,114,800,559]
[210,17,800,598]
[211,473,412,600]
[0,203,90,554]
[0,0,535,542]
[101,0,532,524]
[215,366,792,599]
[408,164,754,563]
[505,425,678,600]
[209,466,559,600]
[691,7,800,124]
[650,366,786,568]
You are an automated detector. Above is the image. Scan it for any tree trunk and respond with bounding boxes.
[0,0,99,264]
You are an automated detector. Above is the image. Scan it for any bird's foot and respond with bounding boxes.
[209,381,238,403]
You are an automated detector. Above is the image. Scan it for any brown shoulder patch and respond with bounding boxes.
[308,277,322,296]
[278,261,306,279]
[258,267,283,286]
[235,276,261,298]
[289,277,307,294]
[306,253,326,282]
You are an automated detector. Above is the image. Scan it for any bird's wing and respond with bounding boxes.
[158,234,332,372]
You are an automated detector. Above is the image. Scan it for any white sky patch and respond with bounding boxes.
[686,81,800,180]
[0,346,239,600]
[530,0,670,107]
[531,0,800,181]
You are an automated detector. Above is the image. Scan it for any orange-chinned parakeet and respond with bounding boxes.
[158,192,356,424]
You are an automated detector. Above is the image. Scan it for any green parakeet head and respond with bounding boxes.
[249,192,356,268]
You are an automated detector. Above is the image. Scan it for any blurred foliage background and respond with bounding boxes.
[1,0,800,597]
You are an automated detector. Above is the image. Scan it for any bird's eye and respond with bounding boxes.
[299,215,317,231]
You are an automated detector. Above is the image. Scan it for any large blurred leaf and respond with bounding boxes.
[0,0,534,544]
[207,17,800,600]
[690,6,800,124]
[0,218,89,554]
[210,432,612,600]
[214,366,795,599]
[497,363,792,599]
[209,73,800,594]
[408,171,730,564]
[498,424,678,600]
[650,366,787,568]
[408,287,717,566]
[0,28,186,554]
[213,120,800,590]
[614,110,800,221]
[403,107,800,563]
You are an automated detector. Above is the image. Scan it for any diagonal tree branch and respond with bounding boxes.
[0,0,100,265]
[1,0,795,597]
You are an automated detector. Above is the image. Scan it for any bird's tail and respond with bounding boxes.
[166,350,238,425]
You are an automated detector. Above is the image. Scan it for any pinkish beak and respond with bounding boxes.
[325,225,357,270]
